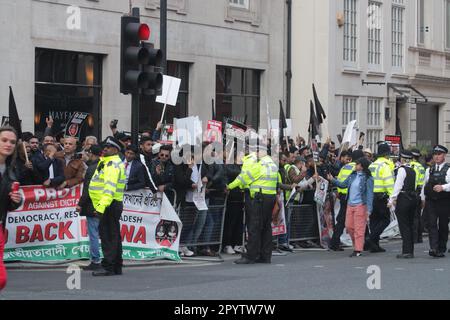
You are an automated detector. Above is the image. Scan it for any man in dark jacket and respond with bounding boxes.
[41,144,66,189]
[76,145,102,271]
[150,145,175,195]
[124,145,147,191]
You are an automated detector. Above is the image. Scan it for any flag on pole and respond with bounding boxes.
[312,84,326,124]
[308,100,319,140]
[8,86,22,138]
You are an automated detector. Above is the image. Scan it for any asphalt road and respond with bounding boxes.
[1,240,450,300]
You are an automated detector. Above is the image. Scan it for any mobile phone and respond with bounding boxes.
[11,182,20,193]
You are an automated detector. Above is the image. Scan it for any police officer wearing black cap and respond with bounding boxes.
[389,150,417,258]
[421,145,450,258]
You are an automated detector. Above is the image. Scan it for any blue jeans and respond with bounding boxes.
[87,216,101,263]
[278,206,292,245]
[185,199,209,246]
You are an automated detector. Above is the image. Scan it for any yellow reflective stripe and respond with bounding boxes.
[245,170,256,181]
[106,181,117,188]
[104,190,114,196]
[259,177,279,182]
[237,176,246,185]
[89,186,103,191]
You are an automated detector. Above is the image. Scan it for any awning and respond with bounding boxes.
[388,83,428,104]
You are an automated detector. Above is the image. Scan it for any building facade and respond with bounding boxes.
[292,0,450,152]
[0,0,286,139]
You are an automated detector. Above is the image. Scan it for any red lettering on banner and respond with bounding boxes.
[16,226,30,244]
[30,225,44,242]
[121,225,135,243]
[81,219,88,237]
[134,227,146,244]
[45,223,58,241]
[58,221,74,240]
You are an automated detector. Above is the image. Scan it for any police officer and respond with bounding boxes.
[224,141,257,253]
[389,150,417,258]
[366,143,395,253]
[410,148,426,243]
[421,145,450,258]
[329,149,364,251]
[228,144,279,264]
[90,136,127,276]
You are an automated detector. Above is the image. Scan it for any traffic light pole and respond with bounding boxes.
[131,93,140,146]
[160,0,167,73]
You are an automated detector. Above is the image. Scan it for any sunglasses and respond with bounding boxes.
[159,154,170,158]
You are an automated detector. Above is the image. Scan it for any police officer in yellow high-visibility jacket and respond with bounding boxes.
[410,148,426,243]
[90,136,127,276]
[329,149,363,250]
[228,145,279,264]
[366,143,395,252]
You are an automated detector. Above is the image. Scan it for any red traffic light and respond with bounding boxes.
[138,24,150,41]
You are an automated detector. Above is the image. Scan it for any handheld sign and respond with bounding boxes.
[156,76,182,123]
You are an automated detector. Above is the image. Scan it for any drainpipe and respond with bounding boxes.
[286,0,292,118]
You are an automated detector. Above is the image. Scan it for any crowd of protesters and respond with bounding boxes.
[0,115,449,273]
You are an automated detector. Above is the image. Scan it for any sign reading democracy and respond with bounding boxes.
[4,185,182,262]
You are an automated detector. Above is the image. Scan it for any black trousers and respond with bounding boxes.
[427,199,450,253]
[395,193,417,254]
[99,200,123,272]
[369,194,391,246]
[412,193,423,243]
[246,194,276,262]
[222,197,244,247]
[329,196,347,248]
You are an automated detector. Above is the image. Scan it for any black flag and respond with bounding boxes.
[308,100,319,139]
[8,86,22,138]
[279,100,287,145]
[312,84,326,124]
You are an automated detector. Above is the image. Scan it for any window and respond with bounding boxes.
[367,98,382,126]
[367,98,383,151]
[344,0,358,63]
[392,3,405,67]
[140,61,189,131]
[342,97,358,126]
[446,0,450,49]
[229,0,249,9]
[368,1,382,65]
[216,66,260,129]
[417,0,425,45]
[35,48,102,139]
[366,129,382,151]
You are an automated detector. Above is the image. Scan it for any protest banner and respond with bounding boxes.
[272,194,286,236]
[64,112,89,139]
[4,185,182,262]
[385,135,401,157]
[205,120,223,143]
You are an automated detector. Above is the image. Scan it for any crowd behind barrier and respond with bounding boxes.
[1,118,441,265]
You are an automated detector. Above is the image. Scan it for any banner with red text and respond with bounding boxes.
[4,185,181,262]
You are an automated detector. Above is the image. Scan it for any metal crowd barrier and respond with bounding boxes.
[177,195,228,261]
[287,204,320,244]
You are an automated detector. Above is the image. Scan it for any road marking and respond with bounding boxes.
[313,265,324,268]
[434,268,444,272]
[354,267,364,269]
[276,264,285,267]
[395,268,405,271]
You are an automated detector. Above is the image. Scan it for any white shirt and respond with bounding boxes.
[390,166,412,201]
[420,163,450,201]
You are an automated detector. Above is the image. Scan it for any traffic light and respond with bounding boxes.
[120,15,163,95]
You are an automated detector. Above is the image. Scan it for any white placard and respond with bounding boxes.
[156,75,181,106]
[342,120,357,145]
